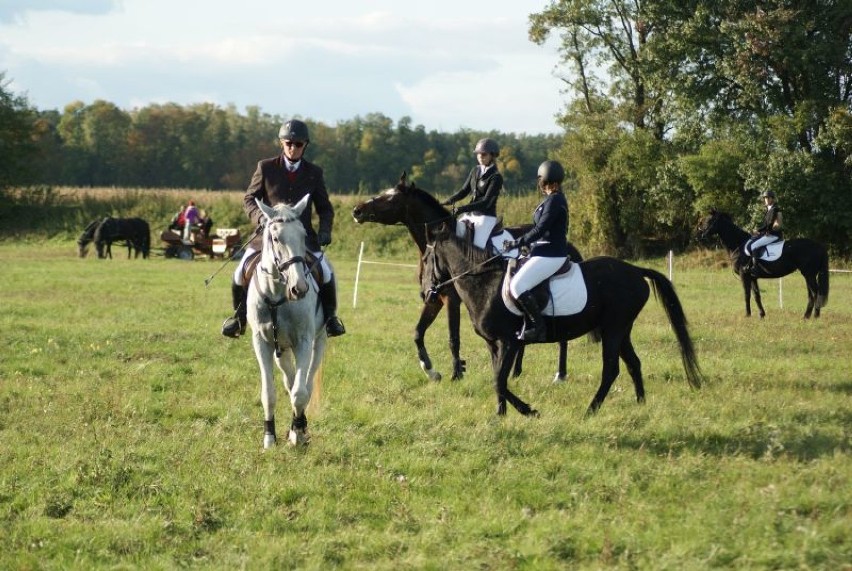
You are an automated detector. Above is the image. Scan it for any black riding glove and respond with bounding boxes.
[318,230,332,246]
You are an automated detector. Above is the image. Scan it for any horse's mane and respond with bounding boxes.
[405,183,446,211]
[439,225,503,269]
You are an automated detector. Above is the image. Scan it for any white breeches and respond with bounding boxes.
[745,234,780,255]
[455,214,497,250]
[509,255,567,298]
[234,247,333,286]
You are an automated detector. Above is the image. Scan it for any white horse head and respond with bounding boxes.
[256,196,310,301]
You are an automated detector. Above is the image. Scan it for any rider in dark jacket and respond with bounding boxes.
[744,190,783,276]
[503,160,570,342]
[442,138,503,250]
[222,119,345,338]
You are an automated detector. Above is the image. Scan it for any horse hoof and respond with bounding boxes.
[288,429,309,446]
[263,433,277,449]
[421,363,442,382]
[552,373,567,384]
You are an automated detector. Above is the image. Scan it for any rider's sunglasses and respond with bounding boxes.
[283,140,305,148]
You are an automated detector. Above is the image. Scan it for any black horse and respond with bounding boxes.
[696,208,829,318]
[352,172,582,383]
[93,217,151,259]
[423,220,703,417]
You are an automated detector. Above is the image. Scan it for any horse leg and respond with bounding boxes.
[492,340,536,417]
[287,339,322,446]
[752,279,766,318]
[446,294,466,380]
[415,298,444,381]
[803,274,817,319]
[251,335,279,449]
[619,333,644,404]
[553,340,568,384]
[586,331,623,417]
[741,277,752,317]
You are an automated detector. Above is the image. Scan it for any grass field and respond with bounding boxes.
[1,241,850,570]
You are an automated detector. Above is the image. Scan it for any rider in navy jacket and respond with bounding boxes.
[503,160,570,342]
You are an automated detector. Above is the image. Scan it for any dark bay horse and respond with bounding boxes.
[696,208,829,318]
[423,221,702,417]
[352,173,581,383]
[93,217,151,259]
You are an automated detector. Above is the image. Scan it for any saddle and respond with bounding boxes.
[502,258,587,316]
[239,251,323,289]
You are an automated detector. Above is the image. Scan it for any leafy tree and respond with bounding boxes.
[0,72,37,190]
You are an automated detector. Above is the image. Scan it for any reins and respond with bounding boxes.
[424,242,504,294]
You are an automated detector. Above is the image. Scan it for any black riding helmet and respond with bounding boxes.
[537,160,565,184]
[474,138,500,156]
[279,119,310,143]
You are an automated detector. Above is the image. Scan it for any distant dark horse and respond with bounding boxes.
[92,217,151,259]
[696,208,829,318]
[423,220,702,417]
[352,172,582,383]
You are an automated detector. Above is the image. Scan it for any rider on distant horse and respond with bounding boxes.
[502,160,571,342]
[744,190,783,276]
[442,138,503,250]
[222,119,346,339]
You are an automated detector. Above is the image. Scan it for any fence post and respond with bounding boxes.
[668,250,673,282]
[353,241,365,308]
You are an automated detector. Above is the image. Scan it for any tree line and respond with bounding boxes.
[2,0,851,256]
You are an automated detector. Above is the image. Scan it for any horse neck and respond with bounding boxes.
[403,195,450,253]
[437,241,505,324]
[715,218,750,252]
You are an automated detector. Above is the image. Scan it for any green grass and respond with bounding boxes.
[1,242,850,570]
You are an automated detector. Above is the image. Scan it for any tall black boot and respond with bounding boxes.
[516,291,546,342]
[319,279,346,337]
[221,282,247,338]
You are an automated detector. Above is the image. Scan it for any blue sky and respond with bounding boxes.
[0,0,568,134]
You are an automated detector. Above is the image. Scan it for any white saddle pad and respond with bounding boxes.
[502,262,588,317]
[754,240,784,262]
[489,230,521,258]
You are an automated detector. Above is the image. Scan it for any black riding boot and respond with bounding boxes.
[319,280,346,337]
[516,291,546,342]
[221,282,247,338]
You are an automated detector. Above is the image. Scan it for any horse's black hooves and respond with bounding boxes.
[527,409,540,418]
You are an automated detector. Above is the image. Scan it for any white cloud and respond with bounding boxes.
[0,0,567,133]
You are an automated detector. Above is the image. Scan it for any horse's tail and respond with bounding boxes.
[817,249,830,309]
[641,268,703,389]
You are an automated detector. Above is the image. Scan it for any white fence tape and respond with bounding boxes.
[353,242,848,310]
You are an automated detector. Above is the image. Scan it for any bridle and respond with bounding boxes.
[259,216,309,289]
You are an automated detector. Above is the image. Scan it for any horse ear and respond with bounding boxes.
[400,171,407,185]
[291,194,311,217]
[256,198,275,222]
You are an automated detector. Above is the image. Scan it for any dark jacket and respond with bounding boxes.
[446,165,502,216]
[519,191,570,258]
[757,204,783,238]
[243,155,334,251]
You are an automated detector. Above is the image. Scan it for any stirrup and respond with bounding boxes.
[222,316,245,338]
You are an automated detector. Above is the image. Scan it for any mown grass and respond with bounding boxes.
[1,238,850,570]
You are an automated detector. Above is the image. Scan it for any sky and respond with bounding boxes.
[0,0,569,134]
